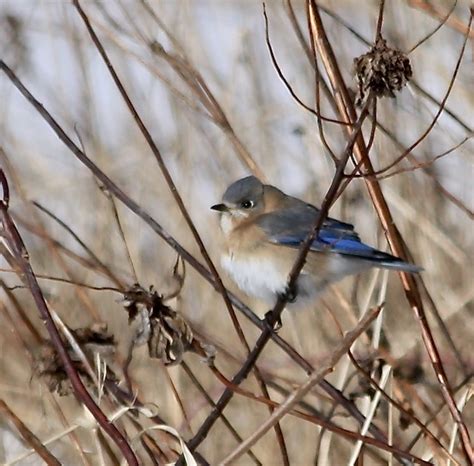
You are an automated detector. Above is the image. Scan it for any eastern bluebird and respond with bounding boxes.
[211,176,421,304]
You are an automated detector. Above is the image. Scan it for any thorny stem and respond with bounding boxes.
[307,2,473,463]
[0,172,139,466]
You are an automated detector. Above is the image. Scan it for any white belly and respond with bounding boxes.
[221,249,372,305]
[221,253,288,302]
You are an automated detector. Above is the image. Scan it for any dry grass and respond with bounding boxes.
[0,1,472,465]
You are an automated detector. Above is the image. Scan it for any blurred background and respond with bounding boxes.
[0,0,472,464]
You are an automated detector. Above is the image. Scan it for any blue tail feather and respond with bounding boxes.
[273,233,422,273]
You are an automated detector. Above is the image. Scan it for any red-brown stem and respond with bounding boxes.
[0,173,138,465]
[72,1,290,462]
[307,2,473,463]
[0,58,415,461]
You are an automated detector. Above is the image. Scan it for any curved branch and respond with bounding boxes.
[0,171,139,466]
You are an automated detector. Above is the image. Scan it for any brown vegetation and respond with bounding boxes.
[0,1,472,464]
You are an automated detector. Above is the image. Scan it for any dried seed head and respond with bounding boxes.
[33,324,116,396]
[147,310,193,365]
[124,284,212,366]
[354,37,412,106]
[73,322,116,360]
[33,341,72,396]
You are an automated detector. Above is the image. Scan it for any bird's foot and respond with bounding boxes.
[262,311,282,331]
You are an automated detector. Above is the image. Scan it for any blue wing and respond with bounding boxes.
[256,205,421,271]
[274,229,383,258]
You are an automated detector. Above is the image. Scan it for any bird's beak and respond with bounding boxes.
[211,203,229,212]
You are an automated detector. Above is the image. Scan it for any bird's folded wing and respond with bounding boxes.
[256,206,392,261]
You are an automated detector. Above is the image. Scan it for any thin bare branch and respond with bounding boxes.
[33,201,125,289]
[181,362,262,466]
[206,352,430,465]
[0,399,61,466]
[263,4,349,126]
[181,97,374,460]
[0,57,436,462]
[0,267,122,293]
[307,2,473,462]
[317,2,472,133]
[366,14,471,177]
[408,0,473,37]
[217,306,388,465]
[375,0,386,40]
[378,135,472,180]
[407,0,458,53]
[347,352,460,465]
[0,171,139,466]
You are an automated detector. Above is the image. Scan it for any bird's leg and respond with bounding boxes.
[261,284,298,331]
[282,282,298,303]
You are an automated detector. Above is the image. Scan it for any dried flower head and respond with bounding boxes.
[124,284,213,366]
[33,323,116,396]
[354,37,412,106]
[33,341,76,396]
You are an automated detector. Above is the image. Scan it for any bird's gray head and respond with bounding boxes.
[211,176,265,218]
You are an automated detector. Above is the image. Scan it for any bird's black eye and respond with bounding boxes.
[240,200,254,209]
